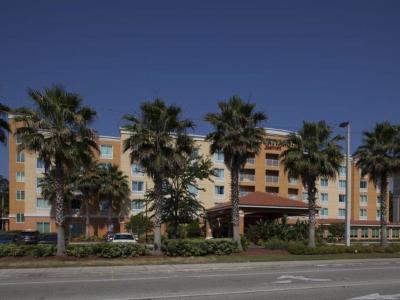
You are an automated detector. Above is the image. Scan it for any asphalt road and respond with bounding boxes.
[1,259,400,300]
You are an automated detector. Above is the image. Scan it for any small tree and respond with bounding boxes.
[148,136,214,239]
[125,213,153,239]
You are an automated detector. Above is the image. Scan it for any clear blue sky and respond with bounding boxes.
[1,1,400,177]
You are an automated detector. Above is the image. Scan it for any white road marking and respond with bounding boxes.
[116,279,400,300]
[274,275,330,284]
[351,293,400,299]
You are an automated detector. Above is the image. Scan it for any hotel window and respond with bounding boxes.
[16,172,25,182]
[339,166,346,177]
[99,199,109,215]
[376,209,381,221]
[350,228,358,238]
[360,180,368,191]
[37,198,51,209]
[131,163,144,176]
[16,190,25,201]
[266,186,279,195]
[188,185,198,196]
[302,192,309,202]
[339,180,347,190]
[131,199,145,210]
[339,194,347,203]
[16,151,25,163]
[213,151,224,163]
[360,195,368,206]
[377,196,382,205]
[266,154,279,167]
[320,193,328,203]
[16,213,25,223]
[320,178,328,188]
[214,168,225,180]
[100,145,113,159]
[288,189,298,200]
[372,228,379,238]
[214,186,225,197]
[359,208,367,220]
[70,223,85,237]
[37,158,45,171]
[15,134,22,144]
[132,181,144,193]
[37,222,50,233]
[392,229,399,239]
[338,208,346,218]
[288,177,298,184]
[361,228,369,238]
[36,178,43,194]
[320,208,328,217]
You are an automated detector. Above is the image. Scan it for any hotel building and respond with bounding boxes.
[7,117,399,240]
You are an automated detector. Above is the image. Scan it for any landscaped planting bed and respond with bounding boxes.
[161,239,238,256]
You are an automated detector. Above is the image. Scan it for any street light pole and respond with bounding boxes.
[340,122,351,247]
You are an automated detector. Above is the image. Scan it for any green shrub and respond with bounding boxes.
[240,235,250,251]
[66,244,95,257]
[66,243,149,258]
[0,244,55,257]
[162,239,237,256]
[265,238,289,250]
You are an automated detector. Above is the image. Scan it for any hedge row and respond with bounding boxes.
[66,243,149,258]
[0,244,55,257]
[287,241,400,255]
[162,239,237,256]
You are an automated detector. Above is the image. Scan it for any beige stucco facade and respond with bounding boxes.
[7,118,392,239]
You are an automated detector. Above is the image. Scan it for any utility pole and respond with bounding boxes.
[340,122,351,246]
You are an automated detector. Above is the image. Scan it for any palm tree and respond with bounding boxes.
[75,160,102,238]
[15,85,97,255]
[280,121,343,248]
[99,165,130,232]
[0,103,10,145]
[123,99,193,252]
[354,122,400,246]
[205,96,267,250]
[0,176,9,230]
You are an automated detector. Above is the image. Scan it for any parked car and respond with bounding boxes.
[111,233,137,243]
[19,230,40,245]
[39,233,57,245]
[104,231,115,243]
[0,233,21,244]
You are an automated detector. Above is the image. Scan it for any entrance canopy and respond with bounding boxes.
[207,191,309,218]
[206,192,310,237]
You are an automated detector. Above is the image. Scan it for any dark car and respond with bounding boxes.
[39,233,57,245]
[20,230,40,245]
[0,233,21,244]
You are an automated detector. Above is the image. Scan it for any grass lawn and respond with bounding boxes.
[1,249,400,269]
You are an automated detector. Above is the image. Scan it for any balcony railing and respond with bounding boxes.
[266,175,279,183]
[265,159,279,167]
[239,173,255,182]
[246,158,255,164]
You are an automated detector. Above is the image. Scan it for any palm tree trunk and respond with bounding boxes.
[85,200,90,239]
[307,183,317,248]
[108,199,112,232]
[380,174,388,247]
[55,163,66,256]
[153,178,163,253]
[231,166,243,251]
